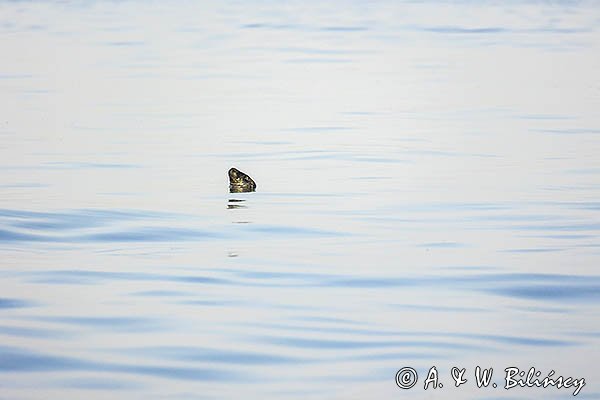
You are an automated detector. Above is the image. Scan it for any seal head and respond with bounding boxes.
[228,167,256,193]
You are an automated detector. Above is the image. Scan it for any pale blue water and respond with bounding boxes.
[1,1,600,399]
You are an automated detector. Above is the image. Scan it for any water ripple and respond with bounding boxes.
[19,269,230,286]
[0,208,343,244]
[0,346,237,381]
[248,322,574,348]
[257,336,482,351]
[32,316,167,332]
[0,298,34,309]
[120,346,305,365]
[421,26,506,34]
[0,324,67,339]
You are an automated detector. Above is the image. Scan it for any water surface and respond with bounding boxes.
[1,1,599,399]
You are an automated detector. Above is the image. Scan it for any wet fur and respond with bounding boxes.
[228,167,256,192]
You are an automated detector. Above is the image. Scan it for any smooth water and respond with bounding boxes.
[1,1,600,399]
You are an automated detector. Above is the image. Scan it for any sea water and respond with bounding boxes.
[1,1,599,399]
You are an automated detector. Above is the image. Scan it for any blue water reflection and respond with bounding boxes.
[10,266,600,303]
[0,298,33,309]
[0,346,236,381]
[1,0,599,398]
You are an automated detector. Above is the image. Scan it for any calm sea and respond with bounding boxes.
[1,1,599,399]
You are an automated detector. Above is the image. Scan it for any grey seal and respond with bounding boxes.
[228,167,256,193]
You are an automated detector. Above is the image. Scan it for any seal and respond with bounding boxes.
[228,167,256,193]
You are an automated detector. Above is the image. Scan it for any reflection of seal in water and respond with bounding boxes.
[228,167,256,193]
[227,198,246,209]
